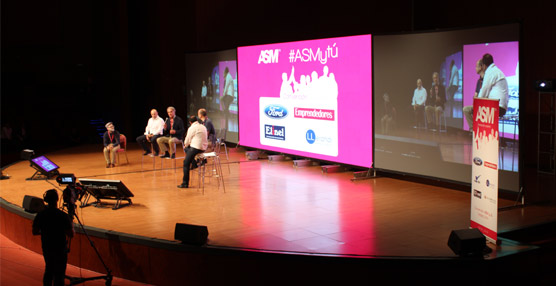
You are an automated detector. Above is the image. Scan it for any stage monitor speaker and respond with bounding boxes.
[174,223,208,246]
[22,195,46,213]
[448,228,486,256]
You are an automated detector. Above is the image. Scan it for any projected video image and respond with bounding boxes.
[185,49,238,143]
[373,23,520,191]
[462,41,519,138]
[238,35,373,167]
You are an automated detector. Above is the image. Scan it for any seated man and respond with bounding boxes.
[425,72,446,130]
[103,122,120,168]
[411,78,427,128]
[178,116,208,189]
[157,106,185,159]
[136,109,165,156]
[198,108,216,151]
[381,93,395,134]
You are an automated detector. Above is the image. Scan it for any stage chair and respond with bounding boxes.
[214,129,230,173]
[161,138,186,172]
[499,114,519,171]
[195,152,225,195]
[141,142,157,170]
[438,109,448,133]
[116,134,129,165]
[216,128,229,161]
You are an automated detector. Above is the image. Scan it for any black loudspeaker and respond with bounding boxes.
[22,195,46,213]
[174,223,208,246]
[448,228,486,256]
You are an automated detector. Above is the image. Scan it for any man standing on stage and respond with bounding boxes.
[157,106,185,159]
[32,189,74,286]
[136,109,165,156]
[178,116,208,189]
[197,108,216,151]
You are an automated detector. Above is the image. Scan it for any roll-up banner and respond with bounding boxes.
[470,98,499,243]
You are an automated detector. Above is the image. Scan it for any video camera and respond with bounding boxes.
[56,173,86,217]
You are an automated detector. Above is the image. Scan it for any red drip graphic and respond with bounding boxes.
[473,100,499,150]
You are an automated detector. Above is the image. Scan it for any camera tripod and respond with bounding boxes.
[65,203,113,286]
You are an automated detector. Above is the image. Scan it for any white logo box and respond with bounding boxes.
[259,97,338,157]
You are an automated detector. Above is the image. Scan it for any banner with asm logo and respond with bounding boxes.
[470,98,499,243]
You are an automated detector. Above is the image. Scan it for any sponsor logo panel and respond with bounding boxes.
[264,125,285,141]
[484,161,498,170]
[264,104,288,119]
[294,108,335,121]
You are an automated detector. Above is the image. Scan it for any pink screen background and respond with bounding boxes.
[238,35,373,167]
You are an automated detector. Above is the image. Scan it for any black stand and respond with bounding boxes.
[66,211,113,286]
[351,164,378,181]
[26,165,58,181]
[80,192,132,210]
[26,169,48,181]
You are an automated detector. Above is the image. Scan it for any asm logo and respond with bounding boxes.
[475,106,496,124]
[258,49,281,64]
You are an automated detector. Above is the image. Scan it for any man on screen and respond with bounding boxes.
[178,116,208,189]
[136,109,165,156]
[425,72,446,130]
[411,78,427,128]
[447,60,459,101]
[221,67,235,130]
[157,106,185,159]
[477,53,509,117]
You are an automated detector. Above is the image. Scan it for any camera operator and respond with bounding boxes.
[32,189,74,286]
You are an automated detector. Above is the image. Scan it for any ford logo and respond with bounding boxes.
[264,105,288,119]
[473,157,483,166]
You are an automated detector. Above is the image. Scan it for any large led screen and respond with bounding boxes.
[373,23,520,191]
[238,35,373,167]
[185,49,238,143]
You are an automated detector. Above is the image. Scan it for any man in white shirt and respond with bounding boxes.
[411,78,427,128]
[136,109,165,156]
[477,53,509,117]
[178,116,208,189]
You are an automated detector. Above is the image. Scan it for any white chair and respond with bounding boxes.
[195,152,225,195]
[438,109,448,133]
[216,128,229,161]
[161,138,186,172]
[215,128,230,173]
[141,142,157,170]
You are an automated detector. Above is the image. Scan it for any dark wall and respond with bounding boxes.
[2,0,555,201]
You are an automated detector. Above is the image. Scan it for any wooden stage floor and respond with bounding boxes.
[2,144,556,258]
